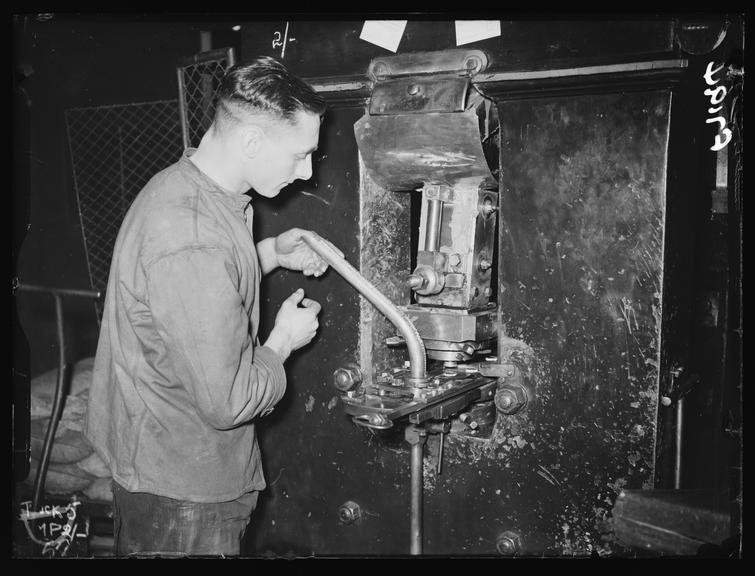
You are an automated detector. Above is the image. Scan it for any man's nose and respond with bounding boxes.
[295,156,312,181]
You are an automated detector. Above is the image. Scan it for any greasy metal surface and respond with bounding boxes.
[354,108,497,191]
[369,76,469,115]
[489,91,670,554]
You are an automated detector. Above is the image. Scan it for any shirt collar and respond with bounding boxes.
[180,148,252,212]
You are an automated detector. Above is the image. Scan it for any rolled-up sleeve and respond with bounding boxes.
[145,245,286,430]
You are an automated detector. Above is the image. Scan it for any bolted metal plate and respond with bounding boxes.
[369,76,470,115]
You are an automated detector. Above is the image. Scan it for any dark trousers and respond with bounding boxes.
[112,481,258,557]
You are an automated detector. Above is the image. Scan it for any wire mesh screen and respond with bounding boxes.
[177,47,235,148]
[65,100,184,320]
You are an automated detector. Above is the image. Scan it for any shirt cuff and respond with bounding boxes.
[255,345,287,415]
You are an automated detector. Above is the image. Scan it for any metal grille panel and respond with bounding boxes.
[65,100,183,320]
[177,48,235,148]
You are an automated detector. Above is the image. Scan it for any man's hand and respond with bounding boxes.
[275,228,343,277]
[263,289,322,361]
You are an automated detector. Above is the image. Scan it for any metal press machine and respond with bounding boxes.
[301,49,532,554]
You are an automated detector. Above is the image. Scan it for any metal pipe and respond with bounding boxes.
[674,397,684,489]
[15,282,100,510]
[300,231,427,381]
[410,435,425,555]
[176,66,190,150]
[15,283,100,299]
[424,198,443,252]
[32,293,66,511]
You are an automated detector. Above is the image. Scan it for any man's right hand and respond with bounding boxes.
[263,288,321,361]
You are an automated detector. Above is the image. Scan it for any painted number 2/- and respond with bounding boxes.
[272,22,291,58]
[704,61,732,152]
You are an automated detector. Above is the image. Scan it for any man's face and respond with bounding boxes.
[250,110,322,198]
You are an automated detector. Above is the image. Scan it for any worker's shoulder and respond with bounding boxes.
[130,165,233,262]
[135,163,216,225]
[139,159,199,204]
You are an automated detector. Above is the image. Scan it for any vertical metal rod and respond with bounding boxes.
[410,435,424,555]
[424,198,443,252]
[674,397,684,489]
[436,432,444,475]
[32,293,66,511]
[176,67,190,150]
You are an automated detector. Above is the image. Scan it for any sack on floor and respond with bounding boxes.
[30,357,94,420]
[29,418,94,464]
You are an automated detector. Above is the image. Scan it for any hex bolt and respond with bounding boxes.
[496,536,516,555]
[333,365,363,392]
[495,384,528,415]
[496,392,514,410]
[338,501,361,524]
[496,530,523,555]
[459,413,478,429]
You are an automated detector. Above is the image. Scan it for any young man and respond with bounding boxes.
[85,56,337,556]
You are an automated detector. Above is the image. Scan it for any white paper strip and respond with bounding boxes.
[359,20,407,53]
[455,20,501,46]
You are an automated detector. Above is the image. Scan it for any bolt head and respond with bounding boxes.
[496,537,516,554]
[334,365,362,392]
[496,531,523,555]
[497,393,514,409]
[338,501,361,524]
[495,384,528,415]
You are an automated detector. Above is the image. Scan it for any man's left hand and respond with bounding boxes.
[275,228,342,277]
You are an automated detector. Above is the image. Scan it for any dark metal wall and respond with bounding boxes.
[495,91,671,553]
[234,17,737,557]
[248,92,672,556]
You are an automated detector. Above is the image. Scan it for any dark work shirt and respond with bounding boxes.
[86,149,286,502]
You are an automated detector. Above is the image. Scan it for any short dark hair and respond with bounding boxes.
[215,56,326,127]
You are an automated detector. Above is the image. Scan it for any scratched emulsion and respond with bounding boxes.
[454,91,670,555]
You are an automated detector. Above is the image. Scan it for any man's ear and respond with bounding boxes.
[241,125,265,158]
